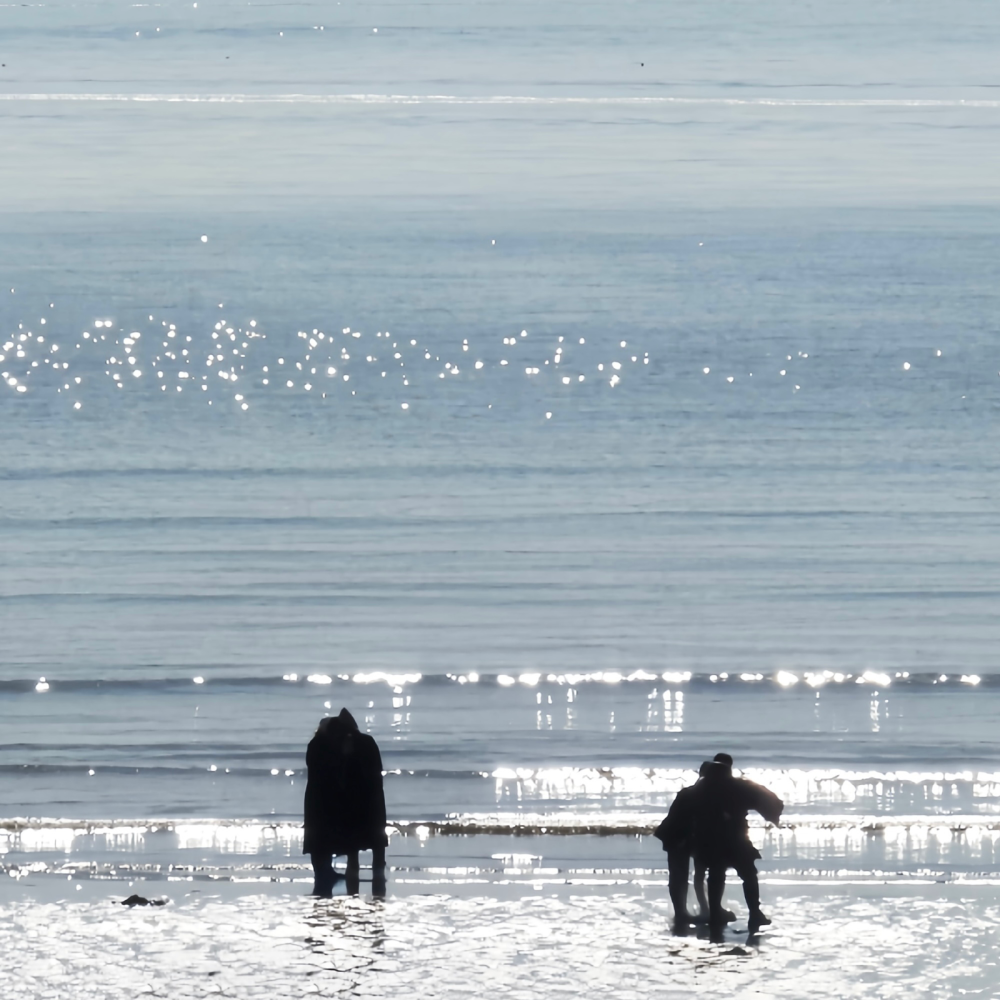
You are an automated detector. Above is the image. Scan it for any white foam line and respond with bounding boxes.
[0,92,999,108]
[8,813,1000,835]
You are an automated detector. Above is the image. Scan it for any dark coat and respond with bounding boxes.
[653,782,699,853]
[688,764,783,868]
[303,710,388,856]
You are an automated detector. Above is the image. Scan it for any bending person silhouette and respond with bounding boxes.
[690,753,783,934]
[303,708,388,896]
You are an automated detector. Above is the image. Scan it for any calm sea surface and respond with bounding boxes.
[3,1,1000,994]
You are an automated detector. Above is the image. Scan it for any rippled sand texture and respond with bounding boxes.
[5,888,1000,999]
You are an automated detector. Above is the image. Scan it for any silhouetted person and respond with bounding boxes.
[690,753,783,934]
[654,761,734,929]
[303,708,388,897]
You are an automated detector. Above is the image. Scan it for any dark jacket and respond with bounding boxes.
[653,782,699,853]
[688,763,783,868]
[303,709,388,856]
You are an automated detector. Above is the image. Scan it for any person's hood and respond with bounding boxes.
[336,707,359,730]
[317,707,360,737]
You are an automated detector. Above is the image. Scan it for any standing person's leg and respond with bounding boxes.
[738,861,759,911]
[692,864,709,920]
[735,860,770,932]
[372,844,387,898]
[707,864,729,925]
[697,863,737,922]
[344,849,361,894]
[311,853,336,897]
[667,849,692,925]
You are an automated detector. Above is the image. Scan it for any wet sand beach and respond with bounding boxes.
[5,831,1000,999]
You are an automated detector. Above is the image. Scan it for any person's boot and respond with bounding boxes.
[748,910,771,934]
[708,919,727,944]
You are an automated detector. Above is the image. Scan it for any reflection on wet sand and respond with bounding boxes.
[2,888,999,999]
[304,897,387,990]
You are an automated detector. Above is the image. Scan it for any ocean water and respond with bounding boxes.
[4,0,1000,995]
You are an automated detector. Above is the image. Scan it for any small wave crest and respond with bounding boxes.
[5,811,1000,846]
[1,93,999,109]
[0,669,992,693]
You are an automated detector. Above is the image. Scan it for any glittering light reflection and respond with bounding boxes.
[353,672,422,687]
[4,887,1000,999]
[1,307,659,414]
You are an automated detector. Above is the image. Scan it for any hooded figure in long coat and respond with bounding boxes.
[304,708,387,895]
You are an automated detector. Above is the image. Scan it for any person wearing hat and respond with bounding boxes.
[303,708,388,895]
